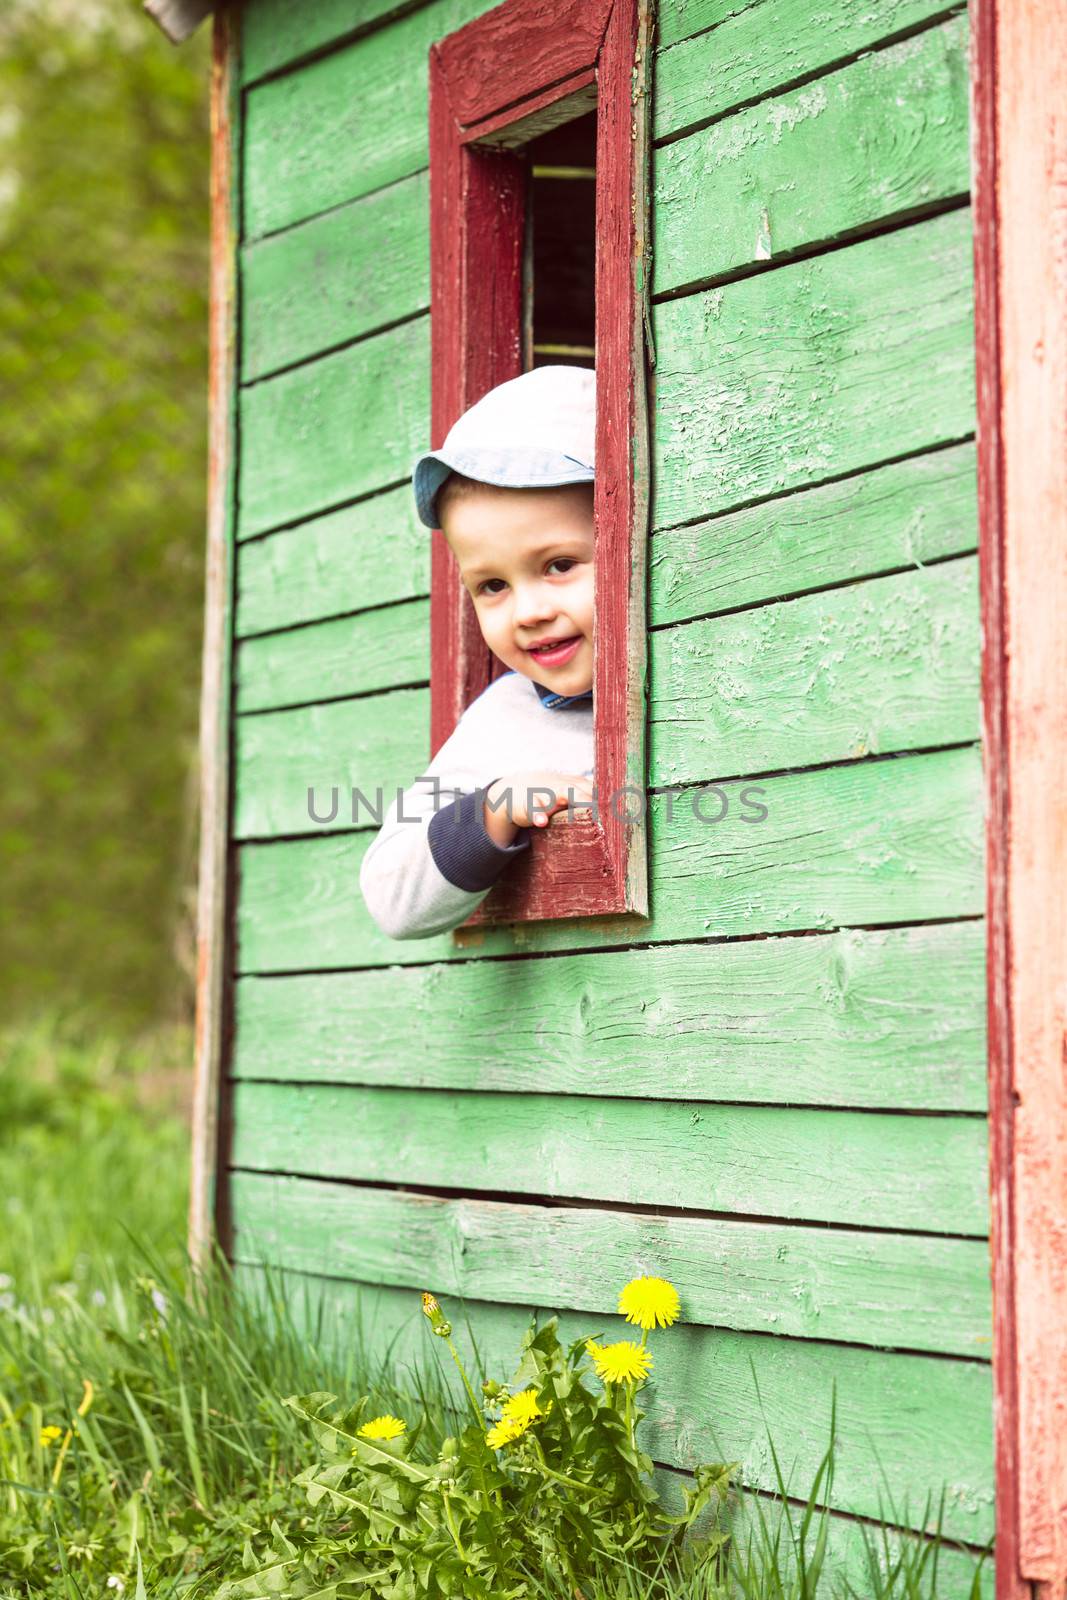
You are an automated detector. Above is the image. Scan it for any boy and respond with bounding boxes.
[359,365,597,940]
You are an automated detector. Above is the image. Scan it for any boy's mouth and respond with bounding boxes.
[525,634,583,668]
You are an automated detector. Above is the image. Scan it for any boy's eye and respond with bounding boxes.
[473,556,575,595]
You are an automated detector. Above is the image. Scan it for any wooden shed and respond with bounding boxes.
[147,0,1065,1593]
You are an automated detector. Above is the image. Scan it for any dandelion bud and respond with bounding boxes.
[421,1290,452,1338]
[482,1379,501,1398]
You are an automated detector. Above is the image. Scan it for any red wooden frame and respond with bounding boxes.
[427,0,652,929]
[972,0,1067,1593]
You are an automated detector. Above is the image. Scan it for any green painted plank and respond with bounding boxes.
[650,558,978,786]
[237,441,976,638]
[235,555,977,761]
[656,0,761,51]
[234,685,426,839]
[231,1081,989,1234]
[243,0,494,239]
[235,744,983,968]
[235,1267,995,1545]
[241,172,429,382]
[229,919,985,1106]
[230,1173,992,1357]
[241,0,419,87]
[655,16,969,293]
[232,920,987,1111]
[239,199,974,544]
[650,744,982,936]
[651,206,974,531]
[680,1466,992,1600]
[655,0,961,131]
[235,599,429,714]
[649,441,977,627]
[238,316,428,539]
[235,484,428,635]
[235,559,979,836]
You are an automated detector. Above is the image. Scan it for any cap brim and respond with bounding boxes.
[412,447,594,529]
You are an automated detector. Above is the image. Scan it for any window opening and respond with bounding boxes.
[428,0,652,928]
[523,110,597,372]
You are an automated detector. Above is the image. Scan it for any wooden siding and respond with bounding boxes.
[225,0,992,1587]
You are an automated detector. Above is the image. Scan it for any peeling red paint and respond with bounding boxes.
[973,0,1067,1590]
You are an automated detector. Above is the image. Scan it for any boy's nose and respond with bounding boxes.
[512,583,557,629]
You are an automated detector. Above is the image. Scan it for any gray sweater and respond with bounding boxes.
[359,670,594,939]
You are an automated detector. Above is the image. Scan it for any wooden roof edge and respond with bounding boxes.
[143,0,213,44]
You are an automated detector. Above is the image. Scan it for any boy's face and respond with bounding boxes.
[441,482,595,697]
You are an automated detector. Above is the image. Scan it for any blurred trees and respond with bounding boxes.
[0,0,211,1030]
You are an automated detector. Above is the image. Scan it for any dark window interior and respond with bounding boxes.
[522,109,597,370]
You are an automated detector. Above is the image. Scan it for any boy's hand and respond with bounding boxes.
[484,771,595,847]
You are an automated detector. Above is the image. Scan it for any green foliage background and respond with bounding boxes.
[0,0,211,1031]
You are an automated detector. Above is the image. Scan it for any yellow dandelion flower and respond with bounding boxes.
[358,1414,406,1441]
[39,1425,63,1448]
[486,1415,527,1450]
[618,1275,681,1332]
[590,1340,653,1385]
[501,1388,546,1427]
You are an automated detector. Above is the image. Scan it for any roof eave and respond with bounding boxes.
[143,0,214,44]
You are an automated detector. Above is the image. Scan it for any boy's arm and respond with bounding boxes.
[358,707,530,942]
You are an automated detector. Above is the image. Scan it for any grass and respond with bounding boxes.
[0,1013,993,1598]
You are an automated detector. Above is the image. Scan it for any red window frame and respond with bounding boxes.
[427,0,652,930]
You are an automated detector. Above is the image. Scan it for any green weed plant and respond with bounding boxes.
[224,1289,735,1599]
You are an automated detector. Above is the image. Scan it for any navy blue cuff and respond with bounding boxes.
[427,786,530,892]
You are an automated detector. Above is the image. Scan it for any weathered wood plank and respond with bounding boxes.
[650,744,982,937]
[243,0,493,239]
[235,556,976,769]
[191,5,238,1269]
[238,316,428,539]
[656,0,765,51]
[231,1082,989,1234]
[240,209,974,542]
[235,744,983,968]
[649,441,977,627]
[233,686,426,840]
[682,1466,992,1600]
[237,441,976,639]
[230,1173,992,1357]
[974,0,1067,1581]
[241,0,420,87]
[650,558,978,786]
[655,0,962,133]
[235,599,429,714]
[655,14,969,293]
[241,172,429,382]
[234,556,979,836]
[238,646,979,857]
[235,1266,995,1544]
[235,485,428,634]
[232,921,986,1111]
[651,206,974,531]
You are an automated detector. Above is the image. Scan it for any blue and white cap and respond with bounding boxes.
[412,364,595,530]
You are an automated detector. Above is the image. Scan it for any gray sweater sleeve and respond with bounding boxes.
[358,697,530,941]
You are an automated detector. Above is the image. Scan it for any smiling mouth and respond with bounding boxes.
[526,635,582,662]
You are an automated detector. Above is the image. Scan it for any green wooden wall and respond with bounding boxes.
[225,0,992,1588]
